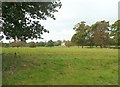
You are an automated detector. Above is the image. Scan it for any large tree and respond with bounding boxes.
[46,40,54,47]
[2,1,62,41]
[91,21,110,48]
[110,20,120,46]
[71,20,110,48]
[71,21,90,48]
[84,25,94,47]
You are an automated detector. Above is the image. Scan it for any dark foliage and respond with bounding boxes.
[2,1,62,41]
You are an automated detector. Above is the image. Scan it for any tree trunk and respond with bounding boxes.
[100,45,102,48]
[82,45,83,48]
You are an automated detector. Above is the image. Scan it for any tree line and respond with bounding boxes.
[1,40,77,48]
[71,20,120,48]
[1,40,60,48]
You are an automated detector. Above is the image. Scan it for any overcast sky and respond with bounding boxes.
[35,0,119,42]
[2,0,120,43]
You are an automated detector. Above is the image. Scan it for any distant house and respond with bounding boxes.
[61,42,65,46]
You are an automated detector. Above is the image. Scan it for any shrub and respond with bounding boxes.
[29,42,36,48]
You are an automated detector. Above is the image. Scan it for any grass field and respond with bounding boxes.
[2,47,118,85]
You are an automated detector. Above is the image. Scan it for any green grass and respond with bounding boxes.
[2,46,118,85]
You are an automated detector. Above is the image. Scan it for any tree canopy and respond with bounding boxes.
[2,1,62,41]
[71,21,91,48]
[71,20,119,48]
[110,20,120,46]
[46,40,54,47]
[92,21,110,47]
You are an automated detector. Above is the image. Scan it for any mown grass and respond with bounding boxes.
[2,46,118,85]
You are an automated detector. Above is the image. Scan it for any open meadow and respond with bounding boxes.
[2,47,118,85]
